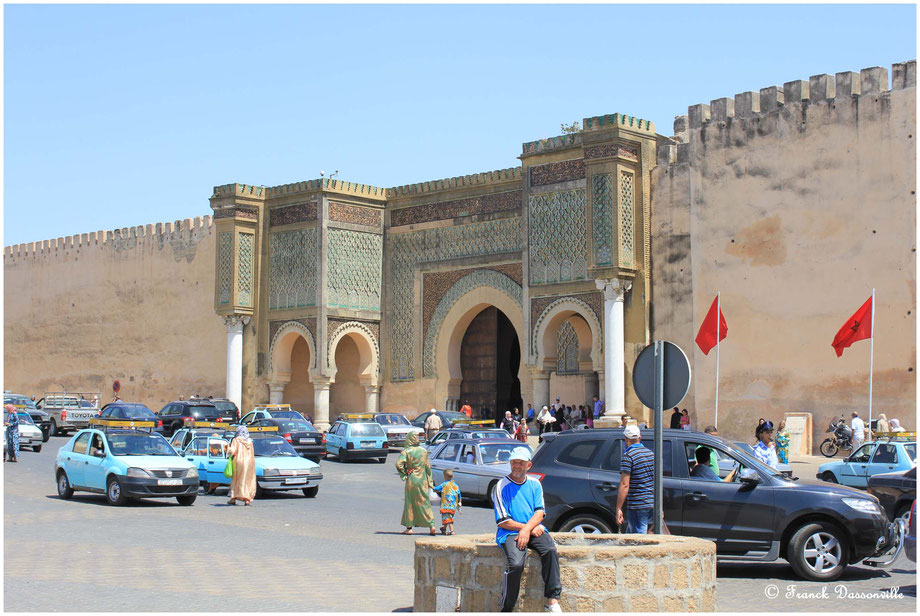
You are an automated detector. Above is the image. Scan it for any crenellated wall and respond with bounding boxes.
[3,216,226,409]
[652,61,916,448]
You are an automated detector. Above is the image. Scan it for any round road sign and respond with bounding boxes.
[632,341,691,410]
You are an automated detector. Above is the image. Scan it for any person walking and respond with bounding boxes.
[4,404,21,463]
[227,425,256,505]
[460,400,473,418]
[592,396,604,427]
[493,447,562,613]
[752,420,779,469]
[850,412,866,449]
[432,469,462,535]
[424,409,443,441]
[669,407,682,429]
[775,420,791,464]
[536,406,553,440]
[513,417,530,443]
[614,425,655,533]
[526,403,535,429]
[501,411,516,435]
[395,432,437,535]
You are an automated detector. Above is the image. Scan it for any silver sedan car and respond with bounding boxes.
[428,439,532,501]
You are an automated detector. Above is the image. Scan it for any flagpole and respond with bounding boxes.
[868,288,875,440]
[715,292,720,428]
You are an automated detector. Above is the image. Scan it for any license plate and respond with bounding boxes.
[284,478,307,484]
[298,438,315,444]
[361,442,375,448]
[157,479,182,486]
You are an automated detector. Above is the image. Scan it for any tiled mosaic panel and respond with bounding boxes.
[528,189,588,285]
[422,269,523,377]
[620,172,634,266]
[556,319,580,374]
[530,292,603,356]
[268,228,318,310]
[592,174,613,266]
[390,190,521,227]
[269,202,318,227]
[214,206,258,220]
[327,229,383,311]
[422,264,522,338]
[388,216,523,381]
[329,202,382,228]
[237,232,254,307]
[584,143,639,162]
[529,159,586,187]
[218,232,233,304]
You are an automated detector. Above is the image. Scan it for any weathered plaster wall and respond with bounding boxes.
[652,62,917,448]
[3,218,225,409]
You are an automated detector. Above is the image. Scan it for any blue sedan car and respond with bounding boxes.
[818,440,917,488]
[325,421,388,462]
[54,421,199,506]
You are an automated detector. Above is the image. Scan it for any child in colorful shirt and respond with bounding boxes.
[433,469,462,535]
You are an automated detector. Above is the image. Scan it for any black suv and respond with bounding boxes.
[531,428,900,581]
[206,397,239,422]
[156,401,221,437]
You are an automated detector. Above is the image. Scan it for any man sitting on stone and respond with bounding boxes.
[493,447,563,613]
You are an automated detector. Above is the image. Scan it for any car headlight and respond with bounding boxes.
[843,497,881,514]
[126,467,152,478]
[186,467,198,478]
[263,468,279,477]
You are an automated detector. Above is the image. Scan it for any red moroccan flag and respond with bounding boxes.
[695,295,727,355]
[832,296,873,357]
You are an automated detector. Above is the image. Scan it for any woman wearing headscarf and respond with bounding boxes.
[227,425,256,505]
[4,404,21,462]
[889,418,905,433]
[395,432,436,535]
[875,413,890,435]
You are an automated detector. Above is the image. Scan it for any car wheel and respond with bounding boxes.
[57,471,74,499]
[821,471,837,484]
[176,494,197,506]
[32,444,42,453]
[302,486,319,498]
[49,419,59,437]
[339,449,349,462]
[255,484,264,499]
[819,439,839,458]
[558,514,614,534]
[486,480,498,505]
[377,457,387,464]
[788,522,848,581]
[895,504,911,524]
[42,429,50,443]
[106,476,127,506]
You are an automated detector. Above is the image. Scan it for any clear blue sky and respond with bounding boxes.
[3,3,916,245]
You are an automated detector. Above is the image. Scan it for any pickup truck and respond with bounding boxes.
[36,392,102,437]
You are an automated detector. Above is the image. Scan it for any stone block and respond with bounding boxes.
[783,79,810,103]
[671,562,688,589]
[688,104,711,129]
[710,97,735,121]
[653,564,671,588]
[689,560,702,587]
[836,71,861,96]
[630,594,659,612]
[673,115,689,141]
[560,564,579,587]
[415,556,428,582]
[602,596,626,612]
[686,595,702,612]
[663,596,685,612]
[586,564,617,588]
[475,563,499,587]
[623,563,649,589]
[524,566,543,589]
[454,561,470,584]
[759,86,784,111]
[520,596,544,613]
[575,595,594,612]
[734,91,760,118]
[892,60,917,90]
[809,74,836,101]
[702,588,717,611]
[860,66,889,93]
[434,556,451,581]
[703,559,715,585]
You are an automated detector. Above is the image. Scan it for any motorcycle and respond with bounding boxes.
[820,418,854,457]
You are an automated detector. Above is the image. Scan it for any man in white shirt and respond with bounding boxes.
[850,411,866,449]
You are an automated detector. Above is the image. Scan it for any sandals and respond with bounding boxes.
[439,526,447,535]
[401,528,414,535]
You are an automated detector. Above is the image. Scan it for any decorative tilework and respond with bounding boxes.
[237,233,254,307]
[214,206,259,220]
[269,228,318,310]
[388,216,523,381]
[422,270,523,377]
[218,232,233,304]
[329,202,382,228]
[619,172,635,266]
[584,144,639,162]
[422,264,522,337]
[327,318,379,348]
[592,174,613,266]
[269,202,318,227]
[530,292,603,355]
[529,159,585,187]
[268,318,316,355]
[390,191,521,227]
[327,229,383,311]
[556,320,580,374]
[528,190,587,285]
[268,319,317,372]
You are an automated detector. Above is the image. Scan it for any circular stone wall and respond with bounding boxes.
[413,533,716,612]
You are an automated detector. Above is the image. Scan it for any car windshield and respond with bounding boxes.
[4,395,36,409]
[278,420,315,433]
[472,430,509,439]
[118,405,156,418]
[107,433,177,456]
[14,412,35,425]
[480,443,532,465]
[190,406,220,419]
[375,414,410,426]
[271,411,303,420]
[211,401,237,414]
[441,411,471,422]
[351,423,386,437]
[904,444,916,460]
[79,400,96,408]
[252,437,299,457]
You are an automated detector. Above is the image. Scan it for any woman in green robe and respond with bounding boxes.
[395,432,436,535]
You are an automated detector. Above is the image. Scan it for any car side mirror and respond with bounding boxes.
[94,450,106,458]
[739,469,760,484]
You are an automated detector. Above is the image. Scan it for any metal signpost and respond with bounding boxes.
[632,341,691,534]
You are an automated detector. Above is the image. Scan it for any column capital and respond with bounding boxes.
[221,314,251,328]
[312,376,333,390]
[595,278,632,302]
[529,366,550,381]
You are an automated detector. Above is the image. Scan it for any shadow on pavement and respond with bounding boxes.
[43,494,175,507]
[716,561,895,582]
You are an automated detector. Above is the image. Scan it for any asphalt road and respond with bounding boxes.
[3,436,916,612]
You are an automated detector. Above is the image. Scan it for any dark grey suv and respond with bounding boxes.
[530,428,902,581]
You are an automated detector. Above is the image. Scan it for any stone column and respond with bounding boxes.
[364,384,380,414]
[268,382,286,404]
[530,368,550,412]
[313,378,332,432]
[595,278,631,420]
[222,315,250,412]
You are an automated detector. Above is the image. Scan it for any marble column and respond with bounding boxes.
[313,378,332,432]
[595,278,631,419]
[364,385,380,414]
[530,368,550,412]
[222,315,250,412]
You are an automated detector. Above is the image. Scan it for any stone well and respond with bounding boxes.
[413,533,716,612]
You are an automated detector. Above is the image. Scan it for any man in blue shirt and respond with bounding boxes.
[615,425,656,533]
[593,396,603,419]
[493,448,562,613]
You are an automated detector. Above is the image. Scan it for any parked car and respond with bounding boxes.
[425,427,516,452]
[4,393,51,442]
[205,397,240,422]
[529,427,903,582]
[179,431,323,498]
[3,409,45,452]
[97,403,160,423]
[867,466,917,522]
[411,410,484,431]
[325,421,388,462]
[817,439,917,488]
[156,401,221,437]
[54,420,199,506]
[429,439,532,501]
[240,404,307,425]
[167,426,235,456]
[36,392,102,437]
[732,441,795,478]
[373,413,425,449]
[249,417,326,461]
